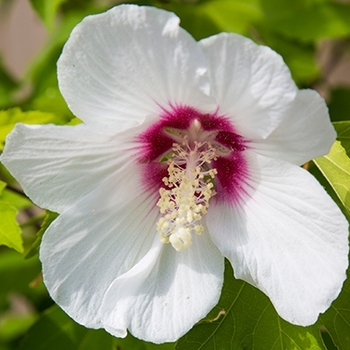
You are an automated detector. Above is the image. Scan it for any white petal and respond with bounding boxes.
[100,228,224,343]
[0,123,133,213]
[58,5,214,129]
[199,33,298,139]
[251,89,336,165]
[206,151,349,325]
[40,165,159,328]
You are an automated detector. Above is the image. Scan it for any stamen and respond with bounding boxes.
[156,136,217,251]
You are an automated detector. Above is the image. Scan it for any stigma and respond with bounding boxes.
[156,120,218,251]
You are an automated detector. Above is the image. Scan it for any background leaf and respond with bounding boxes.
[18,306,114,350]
[329,89,350,123]
[0,249,44,310]
[29,0,67,30]
[260,1,350,42]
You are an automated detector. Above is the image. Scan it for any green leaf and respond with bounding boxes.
[0,200,23,253]
[0,180,5,194]
[261,2,350,42]
[0,181,28,253]
[19,306,114,350]
[0,108,67,150]
[198,0,262,36]
[29,0,67,30]
[318,266,350,349]
[67,117,83,125]
[333,121,350,156]
[25,211,59,259]
[176,261,325,350]
[313,141,350,216]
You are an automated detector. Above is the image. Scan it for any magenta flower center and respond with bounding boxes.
[137,105,248,250]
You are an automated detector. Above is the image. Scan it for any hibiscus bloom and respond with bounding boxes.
[1,4,348,344]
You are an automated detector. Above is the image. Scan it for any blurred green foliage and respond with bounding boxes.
[0,0,350,349]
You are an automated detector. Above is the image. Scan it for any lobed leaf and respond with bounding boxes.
[176,262,325,350]
[313,141,350,216]
[318,267,350,349]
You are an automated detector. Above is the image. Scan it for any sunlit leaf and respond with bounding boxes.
[0,191,23,252]
[313,141,350,216]
[19,306,113,350]
[0,108,68,150]
[0,202,22,252]
[67,117,83,125]
[196,0,262,36]
[0,189,32,210]
[176,261,325,350]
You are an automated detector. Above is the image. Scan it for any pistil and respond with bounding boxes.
[156,136,218,251]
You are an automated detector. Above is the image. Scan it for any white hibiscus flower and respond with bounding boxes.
[1,4,348,344]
